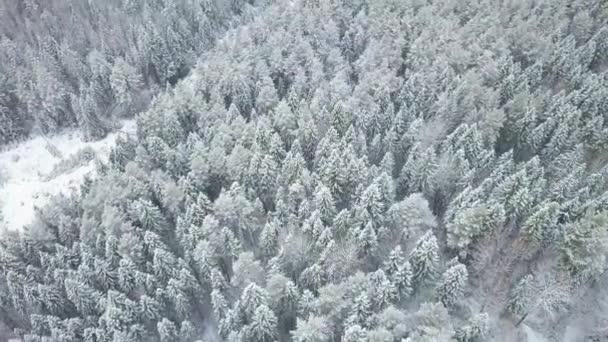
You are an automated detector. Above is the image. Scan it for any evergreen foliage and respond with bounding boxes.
[1,0,608,340]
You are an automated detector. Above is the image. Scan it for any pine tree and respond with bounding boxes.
[369,270,398,309]
[157,318,178,342]
[256,75,279,115]
[240,283,269,319]
[560,211,608,280]
[110,57,142,108]
[244,304,278,342]
[291,316,331,342]
[446,202,505,251]
[297,290,317,318]
[521,201,560,244]
[72,85,108,141]
[211,289,229,320]
[64,278,102,316]
[360,183,384,225]
[455,312,490,342]
[299,115,318,163]
[139,294,161,321]
[342,325,367,342]
[162,112,185,148]
[117,258,137,293]
[260,221,280,257]
[392,261,413,300]
[300,263,327,292]
[409,231,440,289]
[314,184,337,225]
[319,148,348,199]
[153,248,178,282]
[273,100,298,144]
[436,263,468,307]
[94,258,117,290]
[399,143,436,195]
[384,245,412,298]
[269,132,286,163]
[508,275,532,319]
[331,209,351,237]
[179,320,197,342]
[130,199,167,233]
[109,133,138,171]
[346,293,371,327]
[31,63,70,134]
[266,275,298,334]
[384,245,405,276]
[357,221,378,255]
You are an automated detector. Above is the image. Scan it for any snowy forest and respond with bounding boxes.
[1,0,608,341]
[0,0,248,143]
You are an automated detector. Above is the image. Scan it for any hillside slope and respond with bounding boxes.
[0,0,607,341]
[0,121,136,232]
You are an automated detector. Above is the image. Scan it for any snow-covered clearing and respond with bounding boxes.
[0,120,136,232]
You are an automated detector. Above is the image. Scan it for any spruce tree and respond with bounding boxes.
[244,305,278,342]
[409,231,440,289]
[436,263,468,307]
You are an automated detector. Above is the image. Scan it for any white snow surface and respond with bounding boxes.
[0,120,136,232]
[522,325,549,342]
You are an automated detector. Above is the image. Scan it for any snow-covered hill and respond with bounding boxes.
[0,121,136,232]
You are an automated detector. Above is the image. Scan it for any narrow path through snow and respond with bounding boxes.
[0,121,136,232]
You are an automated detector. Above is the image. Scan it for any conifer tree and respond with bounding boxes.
[179,320,197,342]
[384,245,405,277]
[357,221,378,255]
[244,304,278,342]
[455,312,490,342]
[211,289,229,320]
[446,202,505,251]
[342,325,367,342]
[561,211,608,280]
[409,231,440,289]
[291,316,331,342]
[72,85,108,141]
[347,293,372,327]
[369,270,398,309]
[314,184,337,225]
[110,57,142,109]
[437,263,468,307]
[521,202,560,244]
[157,318,178,342]
[240,283,269,319]
[260,221,280,257]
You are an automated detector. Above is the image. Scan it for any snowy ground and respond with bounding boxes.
[0,121,136,232]
[522,325,549,342]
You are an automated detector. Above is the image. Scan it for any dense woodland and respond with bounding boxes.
[0,0,254,144]
[1,0,608,341]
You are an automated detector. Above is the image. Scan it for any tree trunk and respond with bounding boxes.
[515,312,528,327]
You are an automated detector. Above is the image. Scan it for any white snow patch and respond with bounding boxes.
[0,120,136,232]
[564,324,585,342]
[522,324,549,342]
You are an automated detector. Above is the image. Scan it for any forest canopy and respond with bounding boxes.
[0,0,251,144]
[1,0,608,341]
